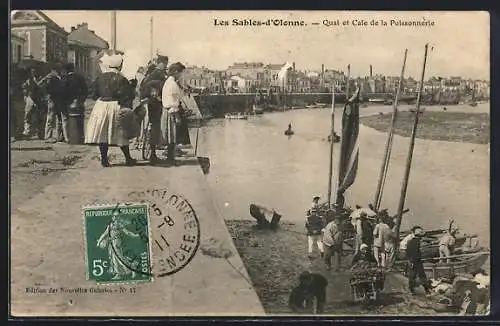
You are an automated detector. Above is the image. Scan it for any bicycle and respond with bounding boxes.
[133,98,153,161]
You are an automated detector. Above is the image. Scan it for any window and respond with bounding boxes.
[17,45,22,63]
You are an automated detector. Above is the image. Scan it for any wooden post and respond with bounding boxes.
[327,85,336,207]
[394,44,430,254]
[373,49,408,210]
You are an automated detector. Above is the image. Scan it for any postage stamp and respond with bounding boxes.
[127,189,201,277]
[83,203,152,284]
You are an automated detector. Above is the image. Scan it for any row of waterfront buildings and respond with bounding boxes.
[184,63,490,99]
[10,10,490,99]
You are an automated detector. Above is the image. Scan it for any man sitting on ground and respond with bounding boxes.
[351,243,377,269]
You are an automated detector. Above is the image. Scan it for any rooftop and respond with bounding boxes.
[68,22,109,49]
[11,10,68,36]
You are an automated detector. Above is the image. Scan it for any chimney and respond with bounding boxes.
[321,64,325,86]
[370,65,373,78]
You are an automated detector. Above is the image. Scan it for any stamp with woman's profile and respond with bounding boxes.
[83,203,153,284]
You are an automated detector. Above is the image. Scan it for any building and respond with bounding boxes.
[403,77,418,93]
[265,63,286,90]
[11,33,26,64]
[295,71,311,93]
[474,80,490,99]
[68,22,109,83]
[384,76,401,94]
[183,65,221,93]
[11,10,68,64]
[227,62,265,80]
[323,69,346,92]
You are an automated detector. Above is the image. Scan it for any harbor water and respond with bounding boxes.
[196,104,490,247]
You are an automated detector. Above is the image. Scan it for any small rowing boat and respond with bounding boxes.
[395,248,490,280]
[252,104,264,115]
[225,112,248,120]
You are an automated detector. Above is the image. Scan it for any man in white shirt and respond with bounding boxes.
[161,62,186,163]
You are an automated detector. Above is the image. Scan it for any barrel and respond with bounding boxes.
[68,104,85,144]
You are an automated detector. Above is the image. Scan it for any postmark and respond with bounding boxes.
[127,189,201,277]
[83,203,153,284]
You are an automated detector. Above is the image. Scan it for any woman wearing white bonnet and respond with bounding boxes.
[84,50,139,167]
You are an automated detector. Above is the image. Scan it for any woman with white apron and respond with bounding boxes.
[84,52,139,167]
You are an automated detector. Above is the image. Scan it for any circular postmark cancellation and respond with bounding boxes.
[113,189,201,278]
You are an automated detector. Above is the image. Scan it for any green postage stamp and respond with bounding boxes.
[83,203,153,284]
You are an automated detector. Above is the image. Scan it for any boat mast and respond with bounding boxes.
[373,49,408,211]
[394,44,430,253]
[327,84,336,207]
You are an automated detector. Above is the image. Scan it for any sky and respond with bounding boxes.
[43,10,490,80]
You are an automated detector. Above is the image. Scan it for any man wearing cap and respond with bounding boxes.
[351,243,377,268]
[161,62,187,164]
[406,226,432,295]
[311,196,321,210]
[322,215,343,271]
[139,53,169,163]
[305,206,324,259]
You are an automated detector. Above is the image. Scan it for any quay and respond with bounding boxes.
[10,143,264,316]
[195,92,418,117]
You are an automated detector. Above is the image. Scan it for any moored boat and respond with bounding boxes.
[225,112,248,120]
[422,250,489,280]
[394,247,490,280]
[252,104,265,114]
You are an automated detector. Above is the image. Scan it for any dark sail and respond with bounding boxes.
[336,88,361,205]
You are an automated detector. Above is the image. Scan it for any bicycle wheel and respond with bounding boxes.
[141,127,152,161]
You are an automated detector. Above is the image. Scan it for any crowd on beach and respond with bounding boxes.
[287,195,490,315]
[13,50,193,167]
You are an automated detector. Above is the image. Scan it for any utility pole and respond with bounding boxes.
[110,11,117,51]
[149,16,154,61]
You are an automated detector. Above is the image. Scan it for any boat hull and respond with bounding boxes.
[422,252,489,280]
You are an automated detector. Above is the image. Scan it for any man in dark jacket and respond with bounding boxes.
[21,68,43,138]
[306,206,325,259]
[60,63,88,143]
[289,271,328,314]
[406,226,432,295]
[139,54,169,162]
[360,213,374,252]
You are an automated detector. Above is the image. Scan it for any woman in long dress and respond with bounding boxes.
[161,62,187,164]
[96,212,141,280]
[85,53,138,167]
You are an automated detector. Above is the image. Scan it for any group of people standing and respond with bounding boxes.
[304,197,443,296]
[19,63,88,143]
[84,50,190,167]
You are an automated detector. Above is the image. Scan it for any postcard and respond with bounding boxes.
[10,10,490,317]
